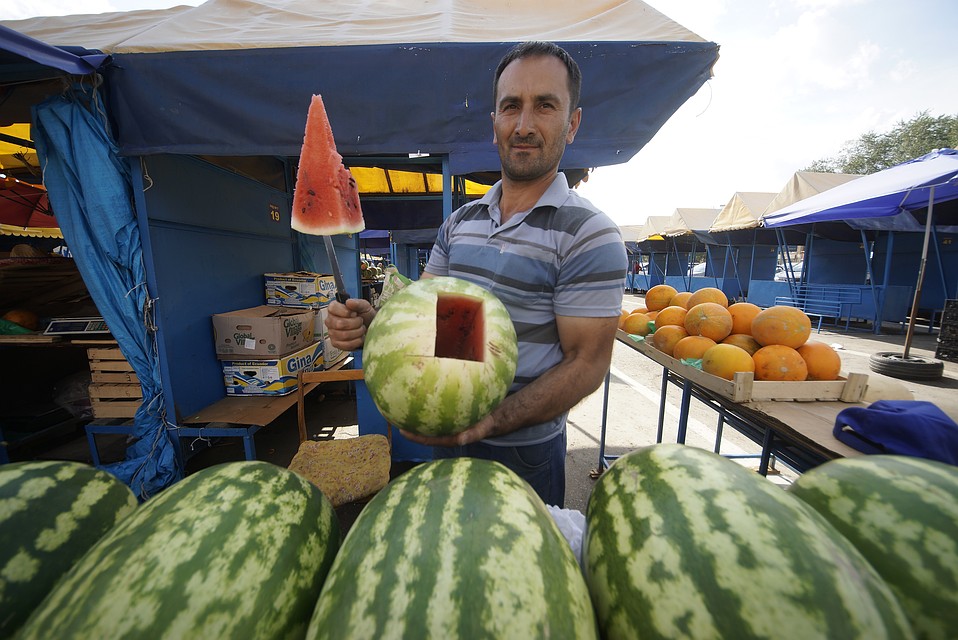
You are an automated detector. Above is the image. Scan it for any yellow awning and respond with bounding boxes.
[0,124,38,172]
[350,167,490,196]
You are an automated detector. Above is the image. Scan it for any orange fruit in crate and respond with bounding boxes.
[687,287,729,309]
[727,302,761,335]
[645,284,677,311]
[645,310,659,321]
[654,305,688,330]
[672,336,717,361]
[621,312,653,337]
[670,291,693,309]
[753,344,808,381]
[750,305,812,348]
[684,302,734,342]
[797,341,842,381]
[651,324,688,356]
[618,309,630,329]
[721,333,762,356]
[629,306,649,315]
[701,343,755,380]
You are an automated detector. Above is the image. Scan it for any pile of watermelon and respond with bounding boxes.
[4,448,956,638]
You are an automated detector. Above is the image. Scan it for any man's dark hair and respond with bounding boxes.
[493,41,582,115]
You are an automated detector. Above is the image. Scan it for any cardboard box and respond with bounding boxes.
[212,305,315,359]
[315,306,348,369]
[221,341,323,396]
[265,271,337,308]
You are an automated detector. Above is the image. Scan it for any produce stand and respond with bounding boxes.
[599,330,866,474]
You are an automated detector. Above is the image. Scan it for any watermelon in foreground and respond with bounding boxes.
[363,276,518,436]
[307,458,597,639]
[18,461,340,640]
[788,455,958,640]
[0,461,137,636]
[291,94,365,236]
[584,444,913,639]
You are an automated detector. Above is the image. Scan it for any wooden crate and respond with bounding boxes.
[619,330,868,403]
[87,346,141,418]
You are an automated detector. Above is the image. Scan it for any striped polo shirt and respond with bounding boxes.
[425,173,628,446]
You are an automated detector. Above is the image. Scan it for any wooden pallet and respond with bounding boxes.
[87,346,141,418]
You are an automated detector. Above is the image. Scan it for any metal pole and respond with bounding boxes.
[903,186,935,359]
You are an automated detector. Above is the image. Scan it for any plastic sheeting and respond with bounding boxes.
[32,86,181,499]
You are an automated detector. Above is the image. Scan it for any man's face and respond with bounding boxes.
[492,55,581,182]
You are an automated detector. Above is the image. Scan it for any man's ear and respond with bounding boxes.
[566,107,582,144]
[491,111,497,145]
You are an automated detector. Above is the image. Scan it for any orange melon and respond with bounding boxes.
[651,324,688,356]
[727,302,761,336]
[622,312,654,337]
[672,336,717,361]
[645,310,659,321]
[618,309,630,329]
[629,306,649,315]
[684,302,734,342]
[753,344,808,381]
[701,343,755,381]
[721,333,762,356]
[654,305,688,330]
[750,305,812,348]
[670,291,693,309]
[645,284,677,311]
[686,287,729,309]
[797,341,842,381]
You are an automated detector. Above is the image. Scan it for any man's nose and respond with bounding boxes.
[515,106,536,136]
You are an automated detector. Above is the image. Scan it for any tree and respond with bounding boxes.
[805,111,958,174]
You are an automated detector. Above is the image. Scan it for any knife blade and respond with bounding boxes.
[323,235,350,304]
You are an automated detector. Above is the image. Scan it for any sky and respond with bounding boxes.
[3,0,957,228]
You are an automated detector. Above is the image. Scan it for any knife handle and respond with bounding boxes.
[335,290,350,304]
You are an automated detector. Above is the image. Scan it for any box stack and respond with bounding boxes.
[212,305,321,396]
[936,299,958,363]
[264,271,347,370]
[87,344,142,418]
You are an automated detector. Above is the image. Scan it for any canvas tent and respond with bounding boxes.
[0,0,719,493]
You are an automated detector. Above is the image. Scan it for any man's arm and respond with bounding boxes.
[400,313,619,446]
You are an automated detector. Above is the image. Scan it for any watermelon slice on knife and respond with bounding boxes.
[291,94,365,235]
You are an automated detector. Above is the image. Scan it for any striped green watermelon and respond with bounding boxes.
[363,276,518,436]
[788,455,958,640]
[0,461,137,636]
[306,458,597,639]
[17,461,340,640]
[584,444,913,639]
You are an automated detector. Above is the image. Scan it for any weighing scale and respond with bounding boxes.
[43,317,111,336]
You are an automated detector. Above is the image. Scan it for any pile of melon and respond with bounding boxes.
[620,284,842,383]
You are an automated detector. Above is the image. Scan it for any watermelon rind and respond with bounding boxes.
[584,444,914,639]
[789,454,958,640]
[363,276,518,436]
[17,461,340,640]
[306,458,598,639]
[0,460,137,636]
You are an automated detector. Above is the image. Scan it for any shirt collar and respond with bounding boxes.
[477,173,570,211]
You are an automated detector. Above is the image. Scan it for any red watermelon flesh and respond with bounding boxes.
[291,94,365,235]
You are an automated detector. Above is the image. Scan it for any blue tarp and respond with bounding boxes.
[33,86,181,499]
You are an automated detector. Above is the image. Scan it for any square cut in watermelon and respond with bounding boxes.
[435,293,485,362]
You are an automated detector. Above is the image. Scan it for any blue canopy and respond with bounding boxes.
[763,149,958,228]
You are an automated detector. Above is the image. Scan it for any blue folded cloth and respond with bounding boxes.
[834,400,958,465]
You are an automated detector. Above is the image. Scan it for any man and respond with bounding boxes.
[325,41,627,506]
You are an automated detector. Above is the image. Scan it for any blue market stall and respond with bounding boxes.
[0,0,719,492]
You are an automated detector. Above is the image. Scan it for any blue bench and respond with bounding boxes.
[775,285,862,332]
